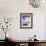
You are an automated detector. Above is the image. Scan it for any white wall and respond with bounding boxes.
[0,0,46,40]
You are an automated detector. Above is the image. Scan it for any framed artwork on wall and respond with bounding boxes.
[20,13,33,29]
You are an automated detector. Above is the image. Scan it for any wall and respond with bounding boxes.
[0,0,46,40]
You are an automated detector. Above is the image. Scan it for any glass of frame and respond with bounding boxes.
[20,13,33,29]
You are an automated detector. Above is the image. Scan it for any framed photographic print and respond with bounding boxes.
[20,13,33,29]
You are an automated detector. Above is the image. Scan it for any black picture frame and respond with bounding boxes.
[20,13,33,29]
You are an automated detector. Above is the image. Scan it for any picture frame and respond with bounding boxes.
[20,13,33,29]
